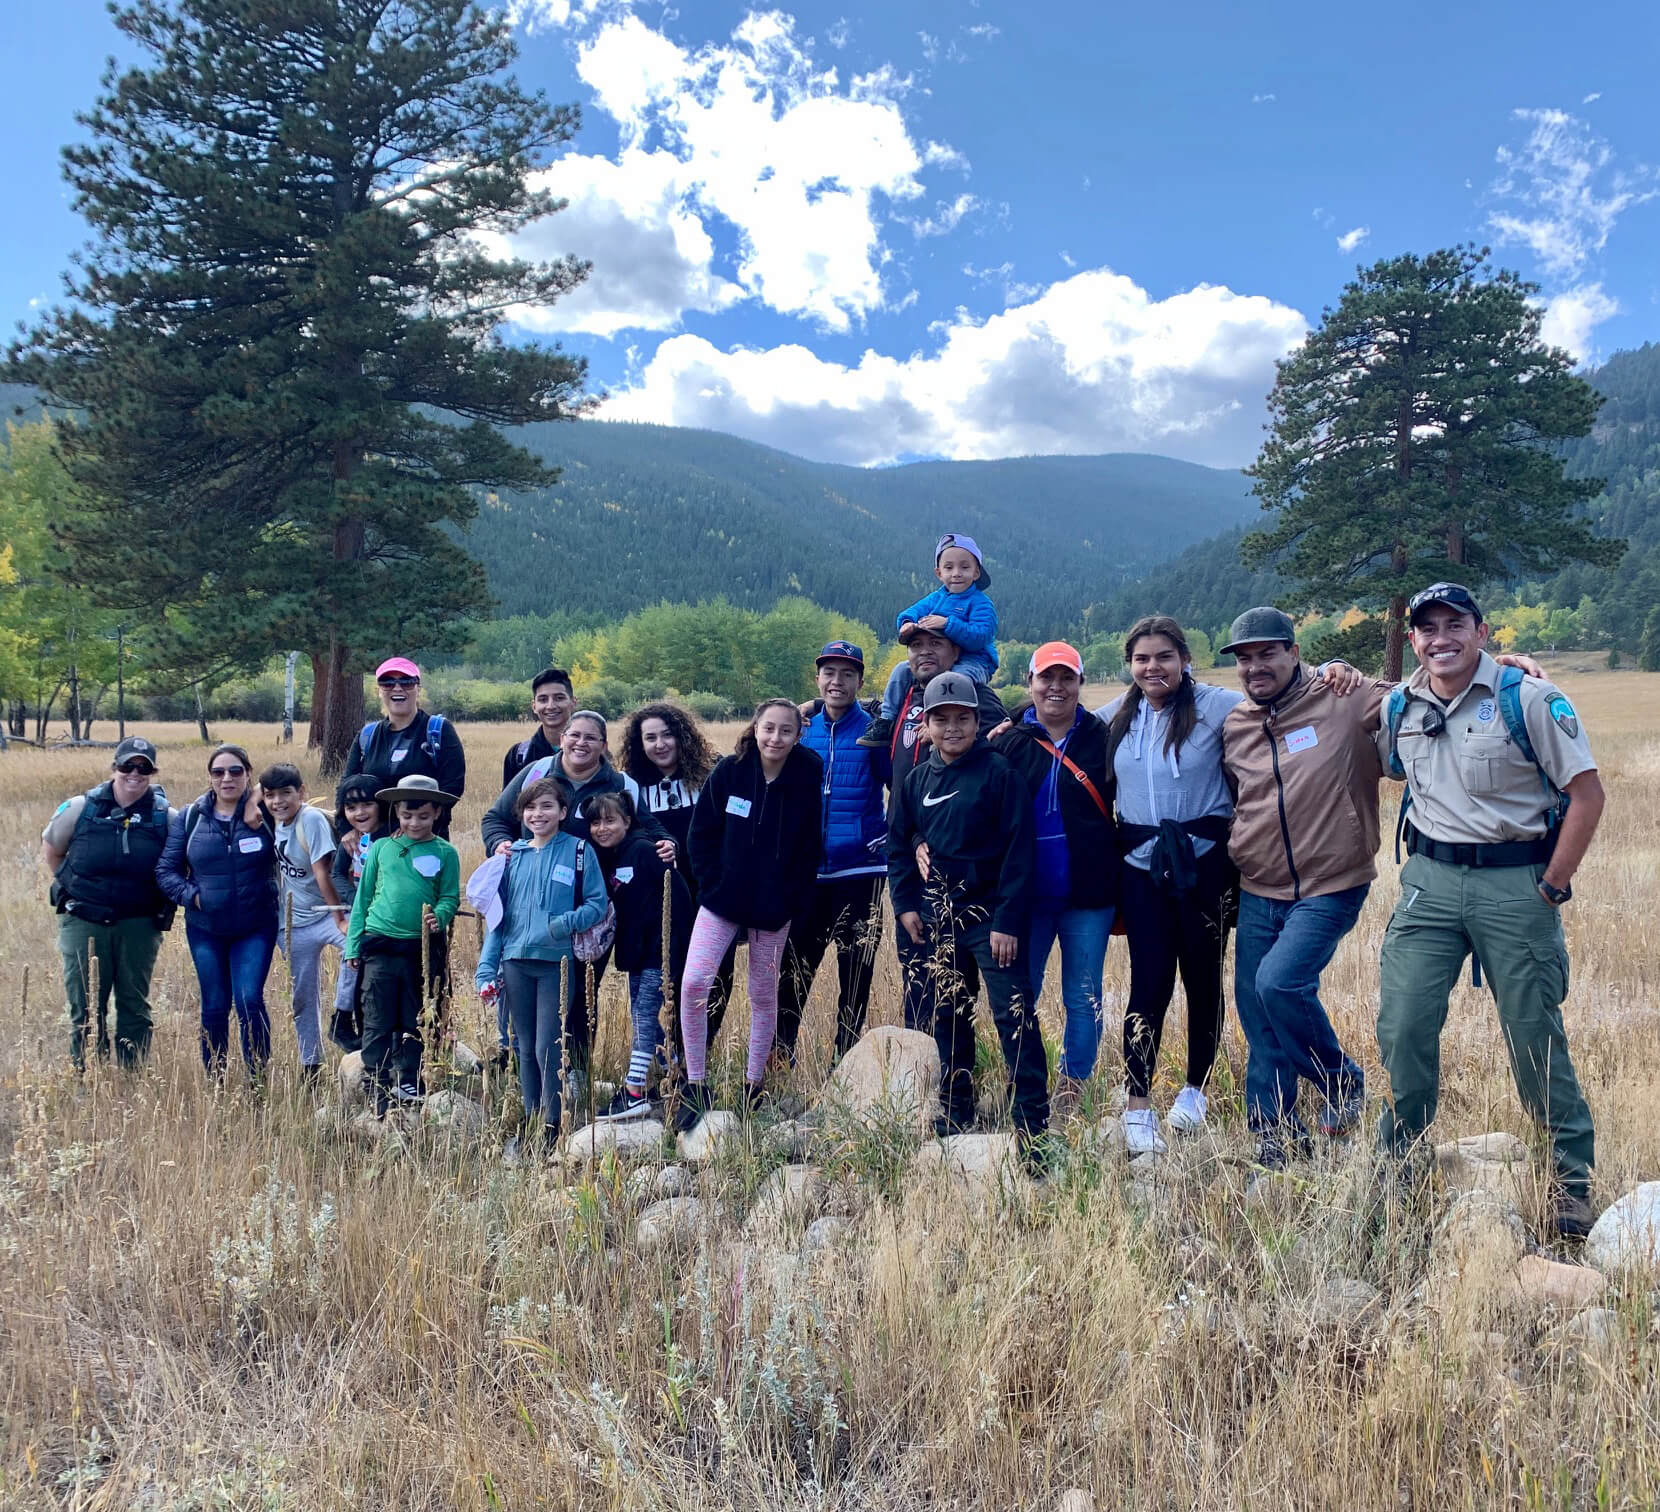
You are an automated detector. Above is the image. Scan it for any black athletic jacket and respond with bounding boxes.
[688,745,824,931]
[889,679,1008,785]
[991,711,1121,910]
[887,737,1036,937]
[593,829,694,975]
[344,710,467,838]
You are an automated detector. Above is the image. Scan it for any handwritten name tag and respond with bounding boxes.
[411,854,442,878]
[238,836,264,854]
[615,867,634,884]
[725,795,752,818]
[553,864,576,885]
[1284,725,1318,755]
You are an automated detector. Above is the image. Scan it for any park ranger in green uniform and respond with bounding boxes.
[1375,583,1606,1238]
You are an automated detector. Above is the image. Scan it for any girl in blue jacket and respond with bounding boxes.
[155,744,279,1076]
[475,775,608,1144]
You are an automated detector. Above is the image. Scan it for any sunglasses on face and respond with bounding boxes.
[116,762,155,775]
[210,764,246,778]
[378,676,419,690]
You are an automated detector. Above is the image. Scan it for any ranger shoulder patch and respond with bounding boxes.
[1547,695,1578,740]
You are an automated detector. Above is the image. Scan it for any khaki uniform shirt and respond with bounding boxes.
[1377,651,1595,846]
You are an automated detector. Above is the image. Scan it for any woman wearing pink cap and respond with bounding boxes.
[343,657,467,839]
[991,641,1119,1123]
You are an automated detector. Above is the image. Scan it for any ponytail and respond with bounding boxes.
[1105,616,1198,764]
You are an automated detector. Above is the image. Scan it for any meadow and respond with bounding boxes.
[2,666,1659,1510]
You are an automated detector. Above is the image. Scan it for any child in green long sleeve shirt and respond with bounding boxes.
[344,777,460,1114]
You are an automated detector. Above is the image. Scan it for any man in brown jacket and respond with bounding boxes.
[1220,607,1393,1167]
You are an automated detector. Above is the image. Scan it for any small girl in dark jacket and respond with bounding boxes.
[675,699,823,1129]
[585,790,695,1122]
[156,743,279,1075]
[324,773,389,1051]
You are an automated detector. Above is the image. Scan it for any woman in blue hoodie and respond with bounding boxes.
[475,775,608,1144]
[156,743,279,1076]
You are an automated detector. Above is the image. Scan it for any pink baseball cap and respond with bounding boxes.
[1029,641,1084,676]
[375,656,422,681]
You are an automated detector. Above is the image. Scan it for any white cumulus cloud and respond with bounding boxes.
[1540,282,1619,362]
[1336,226,1371,253]
[1487,107,1655,276]
[601,269,1308,467]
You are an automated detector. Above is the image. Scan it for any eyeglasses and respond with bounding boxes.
[378,676,419,690]
[210,764,247,778]
[116,762,155,775]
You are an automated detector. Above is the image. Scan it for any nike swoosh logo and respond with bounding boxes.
[921,791,957,807]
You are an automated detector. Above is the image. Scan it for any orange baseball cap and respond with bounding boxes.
[1029,641,1083,675]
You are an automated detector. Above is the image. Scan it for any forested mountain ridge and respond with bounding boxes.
[472,421,1257,637]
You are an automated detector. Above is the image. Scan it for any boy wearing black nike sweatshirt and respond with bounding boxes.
[887,671,1049,1139]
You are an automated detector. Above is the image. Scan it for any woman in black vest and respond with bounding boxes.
[40,736,176,1070]
[156,744,280,1076]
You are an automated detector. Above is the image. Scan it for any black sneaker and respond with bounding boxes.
[598,1085,654,1122]
[856,715,893,750]
[1551,1190,1596,1242]
[670,1081,711,1135]
[393,1083,424,1106]
[740,1081,771,1119]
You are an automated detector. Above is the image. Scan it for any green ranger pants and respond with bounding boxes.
[1376,854,1594,1198]
[58,914,163,1070]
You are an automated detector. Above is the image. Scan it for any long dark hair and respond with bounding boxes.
[1106,616,1198,762]
[333,773,387,841]
[621,702,715,788]
[734,698,804,763]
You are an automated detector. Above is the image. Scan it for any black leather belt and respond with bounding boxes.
[1405,825,1554,868]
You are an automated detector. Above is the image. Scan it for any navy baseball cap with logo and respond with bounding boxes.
[1407,582,1483,626]
[815,640,865,670]
[113,736,158,770]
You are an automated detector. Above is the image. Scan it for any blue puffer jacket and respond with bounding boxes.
[156,795,279,938]
[800,703,889,878]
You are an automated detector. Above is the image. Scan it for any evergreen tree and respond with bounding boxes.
[1243,246,1621,678]
[8,0,590,770]
[1641,607,1660,673]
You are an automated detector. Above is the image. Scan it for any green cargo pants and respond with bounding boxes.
[58,913,163,1070]
[1376,853,1594,1198]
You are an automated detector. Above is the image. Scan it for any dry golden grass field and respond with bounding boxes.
[2,665,1659,1510]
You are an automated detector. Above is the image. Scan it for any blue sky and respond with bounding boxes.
[5,0,1657,467]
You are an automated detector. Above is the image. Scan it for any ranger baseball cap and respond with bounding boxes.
[922,670,980,713]
[1407,582,1483,626]
[815,640,865,670]
[1220,606,1298,656]
[113,736,158,770]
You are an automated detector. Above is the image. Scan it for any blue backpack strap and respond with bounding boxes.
[1496,665,1566,823]
[1384,686,1409,779]
[357,720,379,756]
[422,712,447,761]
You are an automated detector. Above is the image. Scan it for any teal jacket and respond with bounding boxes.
[475,833,607,987]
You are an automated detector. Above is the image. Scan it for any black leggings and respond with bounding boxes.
[1119,845,1235,1098]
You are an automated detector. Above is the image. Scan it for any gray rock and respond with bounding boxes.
[912,1133,1024,1200]
[421,1089,485,1135]
[748,1164,829,1240]
[1310,1276,1383,1331]
[818,1026,941,1136]
[1431,1188,1528,1269]
[1565,1306,1622,1352]
[1585,1181,1660,1276]
[636,1197,707,1254]
[1055,1493,1098,1512]
[803,1215,852,1255]
[337,1051,366,1110]
[677,1110,743,1165]
[654,1164,695,1198]
[449,1040,483,1077]
[762,1118,813,1162]
[567,1117,667,1159]
[1434,1131,1532,1209]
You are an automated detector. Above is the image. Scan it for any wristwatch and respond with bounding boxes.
[1538,879,1572,906]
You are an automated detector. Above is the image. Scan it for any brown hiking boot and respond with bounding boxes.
[1551,1190,1596,1242]
[1051,1075,1084,1127]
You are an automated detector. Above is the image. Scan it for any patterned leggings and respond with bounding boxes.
[679,907,790,1084]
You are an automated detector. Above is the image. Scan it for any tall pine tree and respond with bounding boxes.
[1243,245,1620,677]
[9,0,590,769]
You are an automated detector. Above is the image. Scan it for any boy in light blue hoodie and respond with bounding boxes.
[475,775,609,1144]
[860,532,999,749]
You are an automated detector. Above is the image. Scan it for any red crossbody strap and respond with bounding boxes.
[1032,737,1110,820]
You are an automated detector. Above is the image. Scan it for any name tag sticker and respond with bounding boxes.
[553,864,576,885]
[411,854,442,878]
[238,836,264,853]
[390,748,408,763]
[1284,725,1318,754]
[725,795,753,818]
[615,867,634,884]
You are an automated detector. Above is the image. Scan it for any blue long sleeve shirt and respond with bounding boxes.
[896,583,999,667]
[474,833,608,988]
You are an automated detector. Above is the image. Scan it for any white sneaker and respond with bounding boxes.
[1122,1107,1167,1155]
[1167,1085,1208,1133]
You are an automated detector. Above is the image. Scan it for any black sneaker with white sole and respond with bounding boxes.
[670,1081,712,1135]
[598,1086,654,1122]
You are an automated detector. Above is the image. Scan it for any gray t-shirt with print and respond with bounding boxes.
[275,806,339,928]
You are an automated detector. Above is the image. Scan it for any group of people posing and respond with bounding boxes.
[41,532,1607,1235]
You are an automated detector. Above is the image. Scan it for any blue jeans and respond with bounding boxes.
[189,924,278,1073]
[1233,886,1368,1133]
[1027,902,1114,1079]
